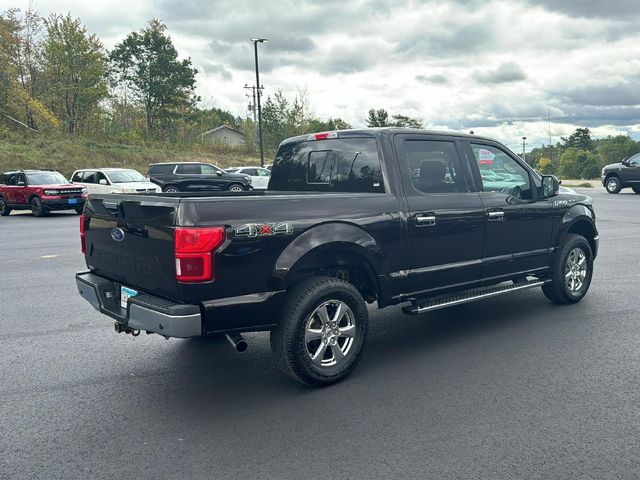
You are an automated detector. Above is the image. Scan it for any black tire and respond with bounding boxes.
[542,234,593,304]
[31,196,48,217]
[632,186,640,194]
[605,176,621,194]
[228,183,244,192]
[0,197,11,216]
[270,276,368,386]
[163,185,179,193]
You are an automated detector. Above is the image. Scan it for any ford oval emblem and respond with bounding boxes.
[111,227,125,242]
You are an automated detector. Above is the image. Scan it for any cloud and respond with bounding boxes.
[474,61,527,84]
[527,0,640,18]
[416,74,449,85]
[12,0,640,148]
[555,81,640,107]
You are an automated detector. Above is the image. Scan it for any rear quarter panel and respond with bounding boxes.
[178,192,406,304]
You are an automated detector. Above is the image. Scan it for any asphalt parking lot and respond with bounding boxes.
[1,187,639,480]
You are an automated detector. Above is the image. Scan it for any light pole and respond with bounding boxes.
[522,136,527,163]
[250,37,268,167]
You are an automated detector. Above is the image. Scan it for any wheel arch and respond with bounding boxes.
[558,205,598,257]
[273,222,386,304]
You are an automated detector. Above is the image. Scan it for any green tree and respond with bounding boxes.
[0,8,56,132]
[390,114,424,128]
[597,135,640,167]
[307,117,352,132]
[576,150,600,179]
[42,14,107,135]
[110,19,198,139]
[559,148,600,179]
[366,108,390,127]
[559,148,580,178]
[365,108,423,128]
[561,127,594,152]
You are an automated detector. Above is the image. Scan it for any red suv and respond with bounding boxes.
[0,170,87,217]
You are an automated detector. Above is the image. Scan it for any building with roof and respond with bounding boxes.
[201,125,245,146]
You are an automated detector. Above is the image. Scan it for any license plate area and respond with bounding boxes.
[120,286,138,308]
[68,198,79,204]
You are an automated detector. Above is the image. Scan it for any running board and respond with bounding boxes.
[402,279,548,315]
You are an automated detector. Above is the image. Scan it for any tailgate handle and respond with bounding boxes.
[103,200,120,210]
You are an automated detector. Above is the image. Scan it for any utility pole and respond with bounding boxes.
[522,136,527,163]
[243,84,264,123]
[250,37,268,167]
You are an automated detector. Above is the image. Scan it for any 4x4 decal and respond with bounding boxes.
[234,222,293,238]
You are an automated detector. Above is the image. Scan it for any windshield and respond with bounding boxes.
[26,172,70,185]
[107,170,147,183]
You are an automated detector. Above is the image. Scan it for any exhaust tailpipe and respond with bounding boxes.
[225,333,248,352]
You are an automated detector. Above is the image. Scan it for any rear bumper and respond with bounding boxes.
[76,271,202,338]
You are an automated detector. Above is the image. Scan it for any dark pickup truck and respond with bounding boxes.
[76,128,598,386]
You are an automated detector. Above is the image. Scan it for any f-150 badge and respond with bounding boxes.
[234,222,293,237]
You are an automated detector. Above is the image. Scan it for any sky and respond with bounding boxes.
[5,0,640,151]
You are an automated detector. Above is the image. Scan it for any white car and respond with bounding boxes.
[71,168,161,194]
[224,167,271,189]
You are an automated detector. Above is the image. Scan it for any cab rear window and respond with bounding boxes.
[269,138,384,193]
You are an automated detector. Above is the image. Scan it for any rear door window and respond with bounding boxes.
[148,164,175,175]
[176,164,201,175]
[401,140,467,194]
[270,137,384,193]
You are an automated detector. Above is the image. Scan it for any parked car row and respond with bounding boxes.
[0,161,272,216]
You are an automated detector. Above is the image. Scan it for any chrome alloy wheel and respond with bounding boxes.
[228,185,244,192]
[606,178,618,192]
[304,300,356,367]
[565,247,587,292]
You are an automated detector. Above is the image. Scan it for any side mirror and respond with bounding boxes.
[216,171,223,176]
[541,175,559,198]
[17,181,26,186]
[99,179,108,185]
[622,159,629,166]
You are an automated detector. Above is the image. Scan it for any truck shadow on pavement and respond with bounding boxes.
[168,289,563,398]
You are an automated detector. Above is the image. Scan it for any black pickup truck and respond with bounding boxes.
[76,128,598,386]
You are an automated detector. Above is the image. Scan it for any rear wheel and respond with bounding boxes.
[542,234,593,304]
[605,176,621,194]
[0,197,11,216]
[163,186,179,193]
[31,197,48,217]
[632,186,640,194]
[228,184,244,192]
[270,276,368,386]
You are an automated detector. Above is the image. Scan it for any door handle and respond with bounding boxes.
[487,210,505,222]
[415,214,436,226]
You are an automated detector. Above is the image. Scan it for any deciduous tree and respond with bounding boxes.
[110,19,198,139]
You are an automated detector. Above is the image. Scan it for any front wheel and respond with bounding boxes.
[228,184,244,192]
[31,197,48,217]
[0,197,11,216]
[605,176,621,194]
[163,186,179,193]
[632,186,640,194]
[270,277,368,386]
[542,234,593,304]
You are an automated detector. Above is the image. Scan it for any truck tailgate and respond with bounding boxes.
[84,195,181,300]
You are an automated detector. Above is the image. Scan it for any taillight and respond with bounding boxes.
[174,227,225,283]
[80,214,87,254]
